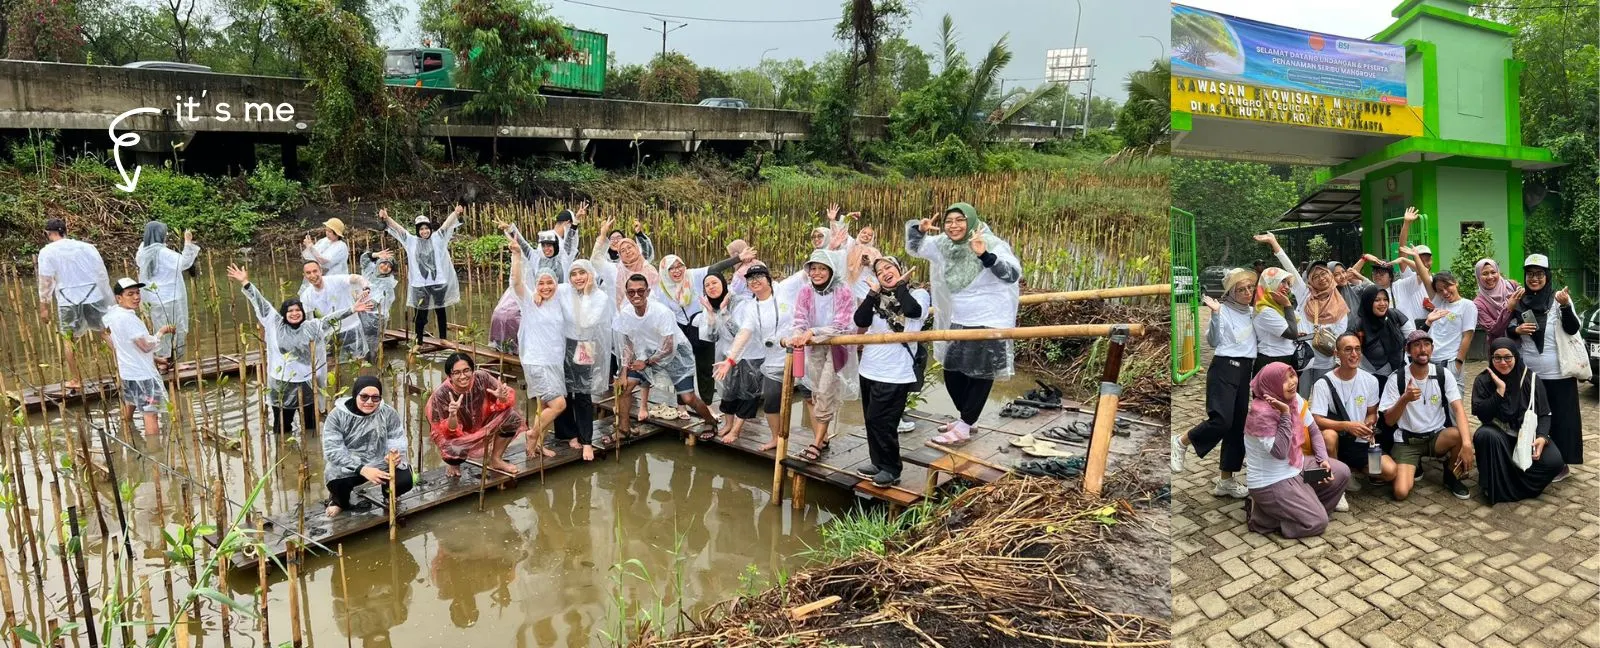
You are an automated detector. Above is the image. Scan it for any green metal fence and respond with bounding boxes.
[1172,206,1201,384]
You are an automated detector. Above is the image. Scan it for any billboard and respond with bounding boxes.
[1171,4,1407,105]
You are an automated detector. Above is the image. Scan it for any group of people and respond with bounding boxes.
[35,200,1024,517]
[1175,207,1588,538]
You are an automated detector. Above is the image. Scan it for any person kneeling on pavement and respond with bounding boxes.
[1242,362,1350,539]
[1471,338,1564,504]
[322,376,413,517]
[1379,330,1474,501]
[1309,333,1397,505]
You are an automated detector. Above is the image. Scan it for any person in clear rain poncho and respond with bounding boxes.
[509,244,566,461]
[613,274,718,438]
[656,248,748,407]
[711,265,794,449]
[381,205,463,345]
[555,259,615,461]
[298,259,372,403]
[906,202,1021,445]
[228,264,371,436]
[36,218,113,389]
[489,209,582,352]
[321,375,412,518]
[696,272,743,403]
[135,221,199,365]
[358,249,400,359]
[302,217,350,276]
[785,249,860,462]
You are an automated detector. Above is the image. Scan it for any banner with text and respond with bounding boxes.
[1173,75,1423,136]
[1172,4,1408,106]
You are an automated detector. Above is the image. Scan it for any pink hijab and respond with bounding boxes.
[1473,258,1518,329]
[1244,362,1307,468]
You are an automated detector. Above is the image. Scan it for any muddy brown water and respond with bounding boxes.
[0,261,1055,646]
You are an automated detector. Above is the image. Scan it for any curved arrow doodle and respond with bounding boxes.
[109,107,163,193]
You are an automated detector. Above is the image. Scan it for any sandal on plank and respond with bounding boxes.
[1022,441,1074,458]
[800,441,830,461]
[1014,405,1039,419]
[998,404,1021,418]
[1010,433,1041,447]
[1014,461,1052,478]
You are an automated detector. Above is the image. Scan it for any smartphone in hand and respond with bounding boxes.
[1302,467,1331,483]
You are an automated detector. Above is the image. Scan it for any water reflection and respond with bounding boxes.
[335,538,420,647]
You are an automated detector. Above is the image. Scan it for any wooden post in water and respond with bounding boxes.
[338,545,352,648]
[387,454,398,540]
[65,507,97,648]
[1083,326,1129,496]
[771,352,795,502]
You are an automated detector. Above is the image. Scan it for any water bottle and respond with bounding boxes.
[1367,439,1383,475]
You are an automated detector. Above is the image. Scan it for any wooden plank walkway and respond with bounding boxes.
[6,329,415,412]
[225,418,664,571]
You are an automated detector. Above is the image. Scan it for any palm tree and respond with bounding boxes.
[1111,58,1171,160]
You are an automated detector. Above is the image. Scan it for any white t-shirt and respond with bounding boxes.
[614,300,687,361]
[1253,307,1297,357]
[516,290,566,366]
[305,238,350,276]
[104,306,161,381]
[1428,298,1478,363]
[1520,309,1564,379]
[1243,398,1316,489]
[1209,305,1257,358]
[1390,270,1428,322]
[1379,364,1461,440]
[299,276,363,333]
[1310,369,1380,424]
[859,289,930,385]
[735,295,789,368]
[37,239,110,306]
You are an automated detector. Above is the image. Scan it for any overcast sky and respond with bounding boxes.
[389,0,1169,102]
[1175,0,1408,41]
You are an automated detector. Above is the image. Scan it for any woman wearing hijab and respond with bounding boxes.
[227,264,371,436]
[1253,266,1301,373]
[380,205,463,345]
[1472,339,1565,504]
[489,220,570,353]
[588,217,659,306]
[321,375,412,517]
[786,249,860,462]
[1506,254,1583,472]
[1242,362,1348,538]
[1353,285,1416,394]
[509,244,568,460]
[1473,259,1521,340]
[697,273,742,398]
[358,249,399,361]
[556,259,615,461]
[906,203,1021,445]
[1173,269,1258,499]
[657,250,746,406]
[711,265,790,447]
[426,353,528,478]
[852,256,929,487]
[1299,262,1350,395]
[135,221,199,364]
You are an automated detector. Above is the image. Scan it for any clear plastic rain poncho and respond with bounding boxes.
[559,260,617,396]
[135,221,199,359]
[385,216,460,310]
[490,224,569,353]
[37,236,113,335]
[299,274,372,362]
[320,400,408,480]
[242,283,355,407]
[614,299,696,389]
[516,268,569,400]
[905,203,1022,380]
[358,251,399,339]
[789,250,860,404]
[591,232,659,307]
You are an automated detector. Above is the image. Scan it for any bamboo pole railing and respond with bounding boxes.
[1017,283,1170,305]
[822,323,1144,347]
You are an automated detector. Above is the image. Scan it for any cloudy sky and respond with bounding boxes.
[391,0,1170,102]
[1175,0,1412,41]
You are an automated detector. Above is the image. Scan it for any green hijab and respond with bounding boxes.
[935,202,986,293]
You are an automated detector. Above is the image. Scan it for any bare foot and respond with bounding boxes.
[325,505,342,518]
[719,431,740,445]
[488,458,519,475]
[63,380,83,391]
[757,439,778,452]
[446,465,462,479]
[568,438,581,450]
[636,407,650,422]
[581,445,595,461]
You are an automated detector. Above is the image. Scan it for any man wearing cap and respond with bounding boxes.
[36,218,113,389]
[1379,329,1474,500]
[105,278,174,436]
[303,218,350,276]
[1422,269,1477,386]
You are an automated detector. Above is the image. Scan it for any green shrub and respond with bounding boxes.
[136,168,263,243]
[245,163,304,215]
[9,131,58,174]
[888,134,983,177]
[1306,234,1333,264]
[1451,227,1495,299]
[461,234,510,270]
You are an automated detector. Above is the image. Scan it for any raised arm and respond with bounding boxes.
[380,209,410,245]
[240,282,278,325]
[503,222,535,259]
[1395,206,1418,250]
[509,240,529,300]
[178,231,199,270]
[437,204,464,233]
[1403,246,1433,298]
[905,219,937,261]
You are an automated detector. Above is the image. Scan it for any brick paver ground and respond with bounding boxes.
[1169,348,1600,647]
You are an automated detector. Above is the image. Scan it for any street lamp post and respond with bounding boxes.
[1060,0,1082,137]
[1138,35,1166,63]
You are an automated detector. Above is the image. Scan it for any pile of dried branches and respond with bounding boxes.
[653,476,1170,648]
[1016,296,1172,419]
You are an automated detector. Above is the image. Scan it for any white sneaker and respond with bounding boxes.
[1335,495,1350,512]
[897,419,917,433]
[1212,477,1248,499]
[1170,435,1186,473]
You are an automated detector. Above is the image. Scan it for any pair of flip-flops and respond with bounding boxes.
[1014,456,1086,479]
[1024,380,1063,405]
[1039,425,1090,444]
[999,403,1039,418]
[1009,434,1077,458]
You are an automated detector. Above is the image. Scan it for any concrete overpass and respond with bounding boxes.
[0,60,1062,171]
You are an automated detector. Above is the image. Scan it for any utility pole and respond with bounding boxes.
[644,19,687,58]
[1081,61,1096,132]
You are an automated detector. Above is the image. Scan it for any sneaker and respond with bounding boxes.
[1552,466,1570,483]
[1443,471,1470,500]
[872,471,901,487]
[1344,477,1362,493]
[1335,495,1350,512]
[1170,434,1186,473]
[897,419,917,433]
[855,465,880,479]
[1212,477,1248,499]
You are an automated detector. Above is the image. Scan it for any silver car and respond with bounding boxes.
[123,61,213,73]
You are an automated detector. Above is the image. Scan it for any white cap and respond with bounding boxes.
[1413,245,1432,256]
[113,277,145,294]
[1524,253,1550,269]
[413,215,432,226]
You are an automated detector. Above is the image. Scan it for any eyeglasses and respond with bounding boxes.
[625,289,649,295]
[1491,355,1516,363]
[357,393,382,403]
[449,368,474,377]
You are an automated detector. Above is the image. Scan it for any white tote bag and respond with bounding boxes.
[1555,315,1593,380]
[1512,371,1537,471]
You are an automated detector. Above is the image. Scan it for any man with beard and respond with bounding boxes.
[1380,330,1473,500]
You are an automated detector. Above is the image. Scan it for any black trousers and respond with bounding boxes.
[682,323,716,404]
[861,377,911,478]
[326,467,414,509]
[1186,356,1252,473]
[944,369,993,425]
[272,402,318,436]
[414,306,447,342]
[1253,353,1296,375]
[553,392,596,445]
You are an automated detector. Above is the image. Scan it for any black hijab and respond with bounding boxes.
[1355,285,1406,371]
[703,273,728,310]
[346,375,383,415]
[1514,264,1556,353]
[280,297,305,330]
[1472,338,1548,431]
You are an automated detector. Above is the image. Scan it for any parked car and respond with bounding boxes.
[1173,265,1195,300]
[1200,265,1228,298]
[1582,305,1599,393]
[123,61,213,73]
[697,98,749,109]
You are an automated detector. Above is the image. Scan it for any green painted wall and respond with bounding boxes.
[1435,165,1511,265]
[1386,8,1512,144]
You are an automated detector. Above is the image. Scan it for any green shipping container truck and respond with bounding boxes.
[384,27,607,96]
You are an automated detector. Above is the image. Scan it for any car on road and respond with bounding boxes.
[1201,265,1228,298]
[697,98,750,109]
[1173,265,1195,301]
[1583,305,1599,393]
[123,61,213,73]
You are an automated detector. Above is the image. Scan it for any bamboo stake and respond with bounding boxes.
[0,521,20,648]
[387,454,398,540]
[287,543,303,648]
[66,506,97,648]
[338,545,352,648]
[771,352,795,501]
[1016,284,1170,305]
[1081,326,1129,496]
[256,515,270,648]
